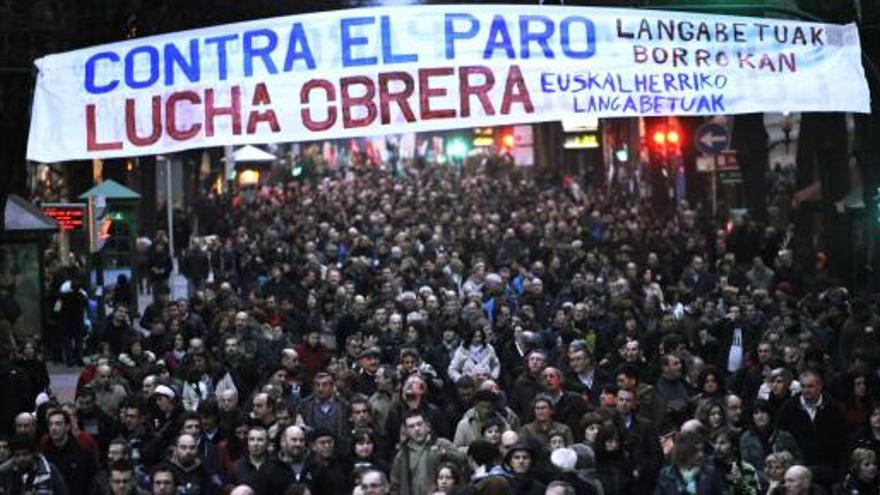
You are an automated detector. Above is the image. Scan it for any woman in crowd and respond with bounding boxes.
[842,448,879,495]
[655,431,725,495]
[447,327,501,384]
[740,400,802,482]
[351,428,389,476]
[764,451,795,495]
[432,462,466,495]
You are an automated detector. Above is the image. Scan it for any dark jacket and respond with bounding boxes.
[842,471,879,495]
[0,360,33,437]
[165,456,214,495]
[564,367,612,406]
[511,372,543,416]
[739,427,803,471]
[653,463,726,495]
[42,435,97,494]
[305,457,352,495]
[0,455,68,495]
[229,456,263,488]
[596,449,633,495]
[14,357,50,399]
[386,401,449,442]
[254,456,309,494]
[775,394,847,472]
[620,415,662,495]
[507,473,546,495]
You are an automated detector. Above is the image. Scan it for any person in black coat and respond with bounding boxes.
[42,409,97,495]
[594,425,633,495]
[103,304,139,356]
[228,425,269,489]
[164,434,214,495]
[776,370,848,487]
[56,278,88,366]
[147,236,173,294]
[0,327,32,438]
[564,341,612,408]
[616,388,662,495]
[181,241,211,295]
[502,441,546,495]
[0,433,68,495]
[255,425,310,494]
[14,340,49,403]
[304,429,352,495]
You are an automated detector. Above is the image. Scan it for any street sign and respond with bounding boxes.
[42,203,86,231]
[696,151,737,173]
[719,170,743,184]
[695,123,730,155]
[697,155,716,172]
[717,150,738,171]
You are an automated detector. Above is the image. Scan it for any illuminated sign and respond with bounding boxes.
[473,136,494,147]
[42,203,86,231]
[564,134,600,150]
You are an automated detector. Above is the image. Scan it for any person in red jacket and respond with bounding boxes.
[295,330,330,382]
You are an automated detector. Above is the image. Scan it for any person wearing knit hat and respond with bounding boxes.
[502,440,545,495]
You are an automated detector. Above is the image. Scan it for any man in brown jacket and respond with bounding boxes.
[390,411,466,495]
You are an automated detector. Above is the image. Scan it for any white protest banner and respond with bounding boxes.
[27,5,870,162]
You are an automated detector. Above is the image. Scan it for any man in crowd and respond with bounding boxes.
[228,425,267,488]
[43,408,97,494]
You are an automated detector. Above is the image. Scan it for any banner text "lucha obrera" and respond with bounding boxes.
[27,5,870,162]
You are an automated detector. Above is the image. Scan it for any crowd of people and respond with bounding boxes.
[1,162,879,495]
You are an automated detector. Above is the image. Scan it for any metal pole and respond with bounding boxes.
[165,158,175,261]
[711,158,718,220]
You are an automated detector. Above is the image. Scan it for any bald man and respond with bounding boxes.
[783,465,815,495]
[14,413,35,435]
[93,364,128,416]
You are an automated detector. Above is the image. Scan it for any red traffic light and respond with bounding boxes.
[652,131,666,145]
[650,129,681,148]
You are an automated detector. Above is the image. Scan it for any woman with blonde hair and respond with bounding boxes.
[764,451,794,494]
[842,448,879,495]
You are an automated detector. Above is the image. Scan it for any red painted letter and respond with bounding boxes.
[125,96,162,146]
[247,82,280,134]
[300,79,337,132]
[341,76,377,129]
[166,91,202,141]
[205,86,242,137]
[500,65,534,115]
[459,66,496,117]
[418,67,455,120]
[378,72,416,125]
[86,104,123,151]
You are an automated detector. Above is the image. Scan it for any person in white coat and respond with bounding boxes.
[447,327,500,384]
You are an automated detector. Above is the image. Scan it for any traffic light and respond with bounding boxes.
[88,194,112,253]
[648,124,683,159]
[501,133,515,149]
[447,137,469,160]
[652,130,666,146]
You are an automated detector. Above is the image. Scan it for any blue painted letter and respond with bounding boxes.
[341,17,378,67]
[124,46,159,89]
[85,51,119,94]
[243,29,279,76]
[381,16,417,64]
[444,13,479,59]
[560,16,596,59]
